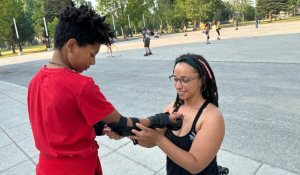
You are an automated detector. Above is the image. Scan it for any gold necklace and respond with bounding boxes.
[49,61,68,68]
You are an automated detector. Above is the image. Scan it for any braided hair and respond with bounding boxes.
[173,54,219,108]
[54,1,114,50]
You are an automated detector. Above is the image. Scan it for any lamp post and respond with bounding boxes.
[13,18,24,55]
[43,17,52,51]
[112,15,116,36]
[128,14,133,37]
[143,14,145,28]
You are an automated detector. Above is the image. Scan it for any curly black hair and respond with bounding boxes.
[173,54,219,108]
[54,1,114,50]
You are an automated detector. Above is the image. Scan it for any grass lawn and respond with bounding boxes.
[0,44,48,59]
[219,15,300,28]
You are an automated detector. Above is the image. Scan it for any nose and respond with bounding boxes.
[91,57,96,65]
[175,80,183,89]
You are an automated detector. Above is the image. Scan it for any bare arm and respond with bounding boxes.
[102,109,150,128]
[155,107,225,174]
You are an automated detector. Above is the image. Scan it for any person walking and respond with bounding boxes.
[183,24,187,36]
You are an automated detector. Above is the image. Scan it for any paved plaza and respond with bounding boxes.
[0,21,299,175]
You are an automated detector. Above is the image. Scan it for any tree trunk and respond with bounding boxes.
[160,19,163,32]
[242,13,244,22]
[120,26,125,39]
[11,45,16,53]
[134,25,137,35]
[0,51,2,56]
[153,19,155,31]
[294,7,296,16]
[269,12,272,23]
[193,20,197,30]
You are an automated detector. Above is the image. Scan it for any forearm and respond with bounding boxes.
[137,139,156,148]
[102,110,150,127]
[156,136,202,174]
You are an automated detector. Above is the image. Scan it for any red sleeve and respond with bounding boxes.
[78,78,115,126]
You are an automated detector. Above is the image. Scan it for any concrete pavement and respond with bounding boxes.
[0,21,299,175]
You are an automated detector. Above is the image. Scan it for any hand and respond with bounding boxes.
[102,125,111,135]
[169,112,185,125]
[106,130,124,140]
[128,123,162,145]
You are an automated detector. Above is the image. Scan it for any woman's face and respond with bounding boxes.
[173,62,202,100]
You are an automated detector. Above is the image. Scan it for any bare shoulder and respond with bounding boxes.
[202,103,224,123]
[163,101,176,113]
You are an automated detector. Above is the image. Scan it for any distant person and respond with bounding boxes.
[201,23,205,33]
[106,37,114,58]
[216,21,221,40]
[255,17,259,28]
[234,19,238,30]
[183,24,187,36]
[142,27,152,56]
[205,23,210,44]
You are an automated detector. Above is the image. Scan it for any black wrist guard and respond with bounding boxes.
[107,116,141,137]
[148,112,183,131]
[93,121,106,136]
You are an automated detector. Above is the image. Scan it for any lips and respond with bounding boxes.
[178,91,186,95]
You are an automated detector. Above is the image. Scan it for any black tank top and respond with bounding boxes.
[165,101,220,175]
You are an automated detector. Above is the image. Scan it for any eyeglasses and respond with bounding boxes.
[169,75,199,87]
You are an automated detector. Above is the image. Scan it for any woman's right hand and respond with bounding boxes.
[169,112,185,124]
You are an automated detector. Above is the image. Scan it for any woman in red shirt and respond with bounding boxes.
[27,2,182,175]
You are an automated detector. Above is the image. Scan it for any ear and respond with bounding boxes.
[66,39,77,53]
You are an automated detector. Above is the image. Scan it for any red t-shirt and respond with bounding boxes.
[27,66,115,175]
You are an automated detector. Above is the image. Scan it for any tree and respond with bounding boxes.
[289,0,299,16]
[214,1,233,21]
[235,0,253,21]
[97,0,128,39]
[32,0,45,39]
[0,0,23,53]
[244,4,255,20]
[256,0,289,22]
[42,0,71,23]
[125,0,148,35]
[47,17,59,39]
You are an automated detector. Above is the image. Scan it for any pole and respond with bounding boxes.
[143,14,145,28]
[128,14,132,37]
[43,17,51,48]
[166,15,168,34]
[112,15,116,37]
[13,18,22,52]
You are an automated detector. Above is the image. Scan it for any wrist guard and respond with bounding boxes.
[93,121,106,136]
[107,115,141,137]
[148,112,182,131]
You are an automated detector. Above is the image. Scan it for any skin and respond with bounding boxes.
[128,62,225,174]
[47,39,182,137]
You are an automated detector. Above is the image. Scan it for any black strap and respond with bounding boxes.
[191,101,209,131]
[130,118,140,145]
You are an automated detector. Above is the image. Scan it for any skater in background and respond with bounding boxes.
[205,23,210,44]
[183,24,187,36]
[216,21,221,40]
[255,17,259,28]
[106,37,113,58]
[234,19,238,30]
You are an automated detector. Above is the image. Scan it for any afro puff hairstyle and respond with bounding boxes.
[54,1,114,50]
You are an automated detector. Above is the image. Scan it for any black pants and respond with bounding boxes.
[216,29,220,35]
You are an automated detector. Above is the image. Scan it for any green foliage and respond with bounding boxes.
[42,0,71,22]
[244,4,255,21]
[214,1,233,21]
[257,0,289,16]
[47,17,59,39]
[32,0,45,36]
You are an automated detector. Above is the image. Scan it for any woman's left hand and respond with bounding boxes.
[128,123,162,145]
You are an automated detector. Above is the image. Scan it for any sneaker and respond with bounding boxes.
[148,52,153,55]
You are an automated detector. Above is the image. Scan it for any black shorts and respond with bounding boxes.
[216,29,220,35]
[144,38,150,47]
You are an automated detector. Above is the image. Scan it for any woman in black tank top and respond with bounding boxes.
[129,54,225,175]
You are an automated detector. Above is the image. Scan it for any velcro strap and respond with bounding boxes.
[131,118,141,131]
[148,112,183,131]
